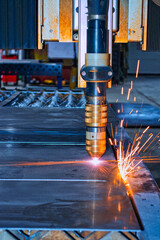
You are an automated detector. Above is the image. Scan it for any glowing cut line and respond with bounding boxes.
[0,159,110,167]
[0,160,90,167]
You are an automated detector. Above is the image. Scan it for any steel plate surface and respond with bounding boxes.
[0,108,141,230]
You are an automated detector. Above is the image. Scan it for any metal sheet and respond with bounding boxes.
[0,179,140,230]
[0,108,140,230]
[0,108,85,129]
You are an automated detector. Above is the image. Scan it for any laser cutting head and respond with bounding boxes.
[80,0,113,159]
[80,1,113,159]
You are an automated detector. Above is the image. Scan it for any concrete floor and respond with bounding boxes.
[107,75,160,187]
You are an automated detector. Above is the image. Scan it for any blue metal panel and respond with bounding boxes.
[0,0,38,49]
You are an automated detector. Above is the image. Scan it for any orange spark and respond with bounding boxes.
[118,202,121,212]
[116,99,118,103]
[109,138,113,145]
[97,86,100,93]
[117,109,120,113]
[134,97,136,102]
[136,60,140,78]
[130,81,133,90]
[117,127,158,181]
[143,126,150,134]
[120,119,124,128]
[127,88,131,101]
[110,123,114,138]
[121,87,124,95]
[136,110,138,113]
[137,134,153,154]
[129,109,133,115]
[143,132,160,153]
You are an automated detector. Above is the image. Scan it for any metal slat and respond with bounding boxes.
[22,0,29,48]
[0,0,7,48]
[0,0,37,49]
[8,0,15,49]
[14,0,22,49]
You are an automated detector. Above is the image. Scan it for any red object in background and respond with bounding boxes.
[2,55,18,84]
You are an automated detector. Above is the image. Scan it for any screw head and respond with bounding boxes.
[108,71,112,76]
[81,71,86,76]
[73,33,78,41]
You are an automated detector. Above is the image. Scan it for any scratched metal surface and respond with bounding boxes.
[0,108,140,230]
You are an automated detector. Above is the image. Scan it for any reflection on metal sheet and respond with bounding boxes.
[0,178,141,230]
[128,0,142,42]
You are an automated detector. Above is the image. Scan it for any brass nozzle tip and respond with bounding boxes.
[86,139,106,159]
[87,151,104,160]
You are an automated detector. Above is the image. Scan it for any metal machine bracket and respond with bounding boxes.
[80,65,113,81]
